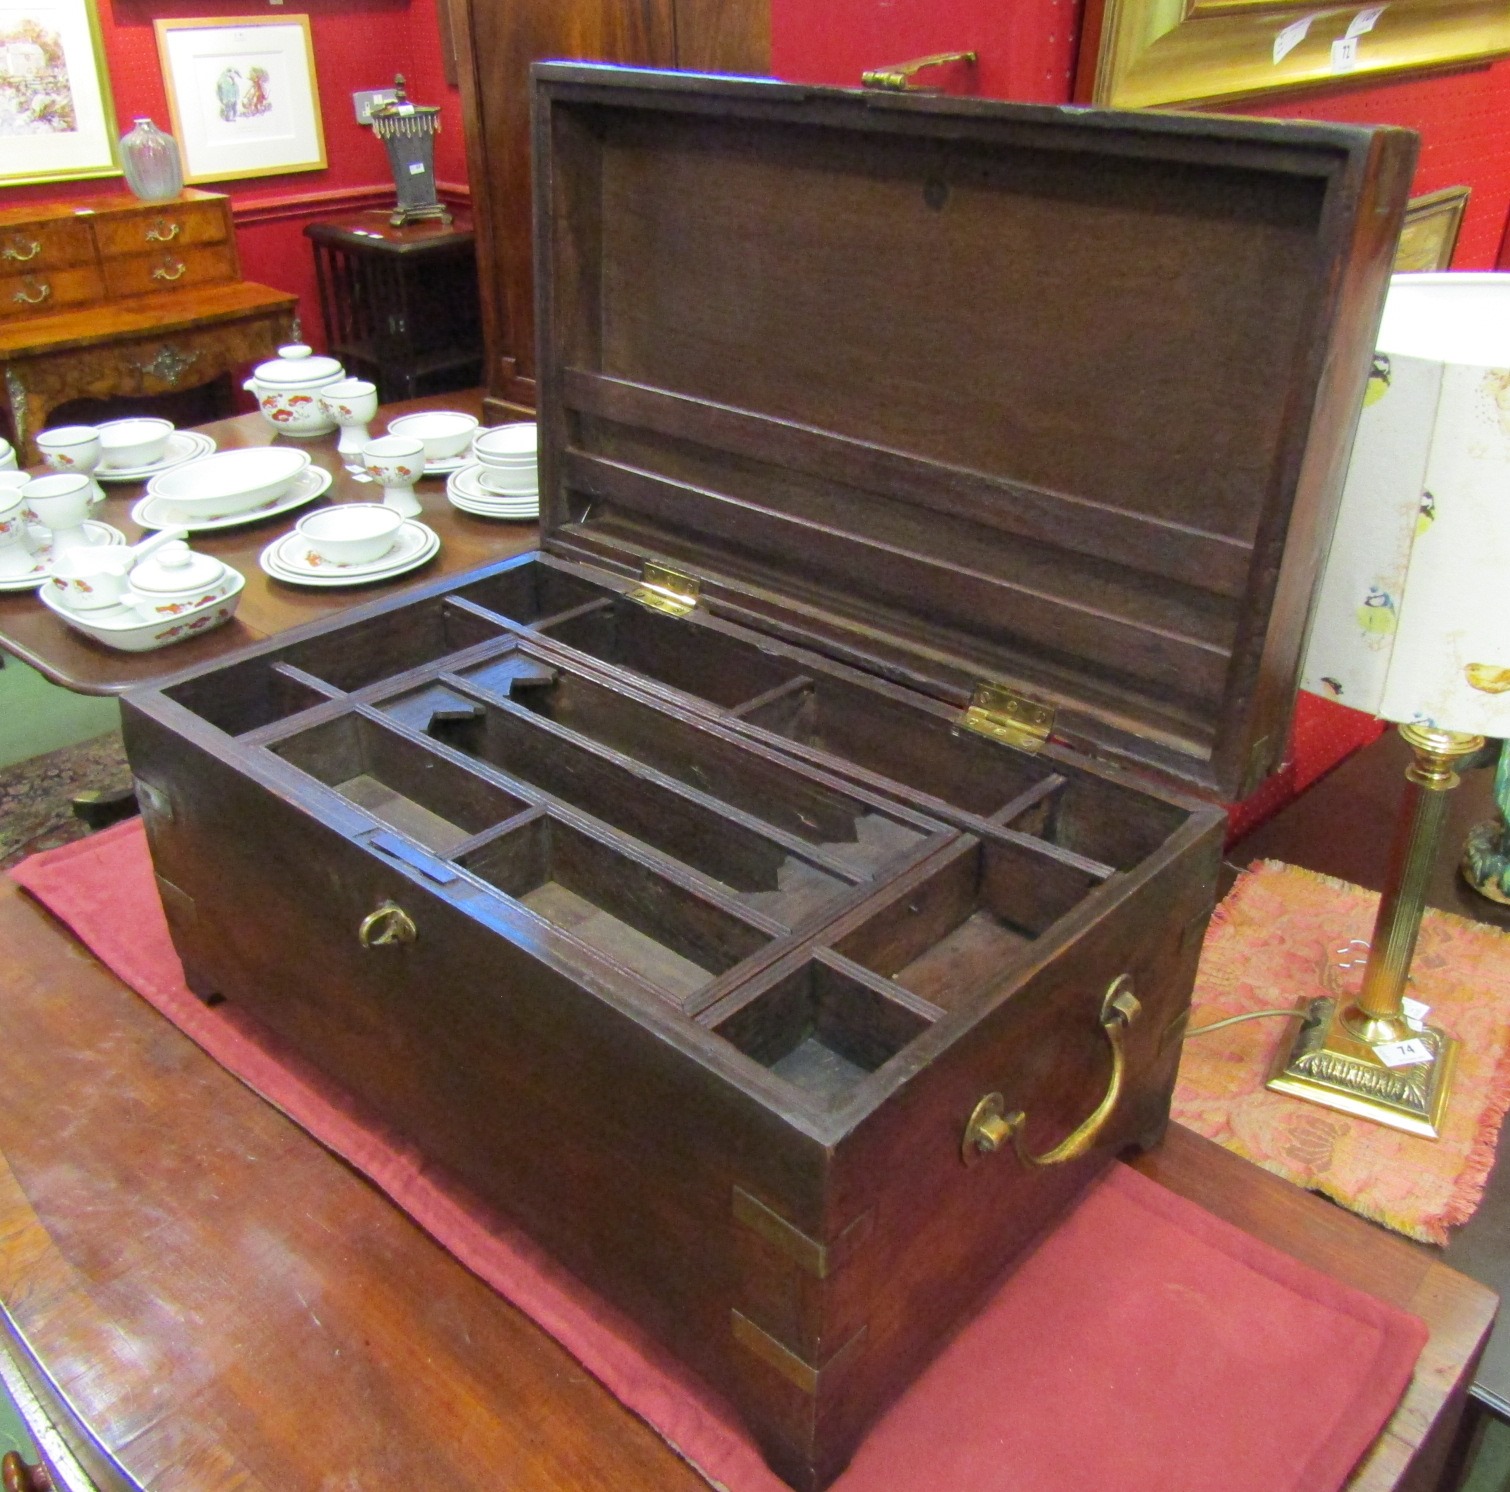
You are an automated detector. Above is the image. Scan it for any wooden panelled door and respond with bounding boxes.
[450,0,771,421]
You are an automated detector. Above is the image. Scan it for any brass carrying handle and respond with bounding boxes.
[12,281,49,306]
[2,239,41,262]
[2,1450,52,1492]
[146,219,180,242]
[962,974,1141,1168]
[358,901,417,949]
[861,50,978,91]
[152,260,187,282]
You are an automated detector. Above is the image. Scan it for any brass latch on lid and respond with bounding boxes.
[959,683,1054,753]
[628,561,700,618]
[860,51,978,91]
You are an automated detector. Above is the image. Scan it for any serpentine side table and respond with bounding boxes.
[0,191,296,461]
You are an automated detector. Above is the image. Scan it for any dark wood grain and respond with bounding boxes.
[0,391,537,695]
[0,872,1489,1492]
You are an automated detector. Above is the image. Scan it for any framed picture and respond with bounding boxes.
[155,15,326,184]
[1395,187,1470,274]
[1077,0,1510,110]
[0,0,120,186]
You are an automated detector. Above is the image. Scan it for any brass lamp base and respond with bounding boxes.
[1268,994,1459,1139]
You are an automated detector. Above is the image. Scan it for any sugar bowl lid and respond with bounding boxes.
[252,343,344,387]
[129,540,231,596]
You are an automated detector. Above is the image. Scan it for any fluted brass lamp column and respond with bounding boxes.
[1272,271,1510,1138]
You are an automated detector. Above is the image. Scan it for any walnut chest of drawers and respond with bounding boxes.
[121,67,1415,1492]
[0,190,295,458]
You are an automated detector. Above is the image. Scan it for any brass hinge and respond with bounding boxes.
[628,562,700,618]
[959,683,1054,753]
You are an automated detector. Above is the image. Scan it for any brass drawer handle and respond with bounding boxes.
[359,901,417,948]
[11,280,49,306]
[962,974,1141,1168]
[152,259,187,283]
[2,239,41,263]
[146,219,180,242]
[2,1450,53,1492]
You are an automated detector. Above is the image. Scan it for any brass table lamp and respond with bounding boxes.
[1278,271,1510,1138]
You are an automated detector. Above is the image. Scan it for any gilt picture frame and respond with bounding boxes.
[155,15,326,184]
[1394,187,1470,273]
[0,0,120,186]
[1077,0,1510,110]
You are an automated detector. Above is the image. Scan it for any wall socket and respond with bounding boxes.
[352,88,399,125]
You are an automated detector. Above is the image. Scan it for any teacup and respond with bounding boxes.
[24,472,95,555]
[361,435,425,519]
[0,471,36,545]
[0,491,36,579]
[37,425,104,501]
[320,379,380,458]
[0,437,15,471]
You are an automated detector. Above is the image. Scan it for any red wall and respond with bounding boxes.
[6,0,471,353]
[771,0,1510,831]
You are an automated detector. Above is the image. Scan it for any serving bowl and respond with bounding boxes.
[40,569,244,652]
[147,448,311,521]
[295,503,404,566]
[388,410,480,462]
[99,417,174,469]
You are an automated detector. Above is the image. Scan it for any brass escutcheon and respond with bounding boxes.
[358,901,417,949]
[962,974,1140,1167]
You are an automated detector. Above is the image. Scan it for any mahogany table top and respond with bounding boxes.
[0,865,1491,1491]
[0,391,538,696]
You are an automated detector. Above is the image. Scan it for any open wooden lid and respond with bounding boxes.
[532,65,1415,798]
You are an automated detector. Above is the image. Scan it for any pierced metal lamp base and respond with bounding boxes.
[1267,995,1458,1139]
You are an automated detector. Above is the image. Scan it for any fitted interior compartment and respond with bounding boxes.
[540,596,803,709]
[703,953,940,1104]
[452,557,616,626]
[275,596,510,693]
[270,712,528,855]
[460,812,772,1002]
[831,836,1103,1013]
[735,668,1184,871]
[462,656,935,876]
[166,658,336,737]
[402,683,856,927]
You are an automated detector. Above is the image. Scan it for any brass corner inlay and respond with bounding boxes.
[628,562,699,617]
[732,1187,874,1279]
[959,683,1054,753]
[730,1310,868,1397]
[1465,662,1510,694]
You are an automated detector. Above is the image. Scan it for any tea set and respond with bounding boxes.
[14,341,540,653]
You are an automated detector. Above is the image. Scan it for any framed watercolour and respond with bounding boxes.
[0,0,120,186]
[155,15,326,184]
[1077,0,1510,110]
[1394,187,1470,273]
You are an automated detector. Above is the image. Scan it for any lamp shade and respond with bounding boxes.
[1302,272,1510,736]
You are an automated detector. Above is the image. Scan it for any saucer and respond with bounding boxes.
[131,466,334,533]
[260,520,439,587]
[449,493,540,521]
[0,520,126,592]
[94,430,216,482]
[424,453,471,476]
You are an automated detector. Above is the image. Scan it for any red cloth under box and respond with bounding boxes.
[12,819,1428,1492]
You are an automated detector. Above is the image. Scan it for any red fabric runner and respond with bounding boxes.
[13,819,1429,1492]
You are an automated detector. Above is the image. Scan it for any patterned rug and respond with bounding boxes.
[1174,860,1510,1244]
[0,732,131,870]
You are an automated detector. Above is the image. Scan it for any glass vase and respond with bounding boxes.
[119,118,183,203]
